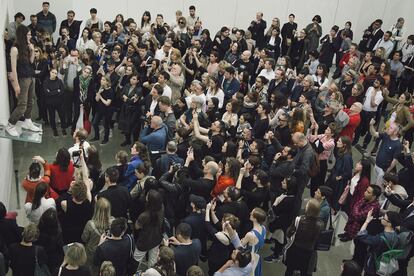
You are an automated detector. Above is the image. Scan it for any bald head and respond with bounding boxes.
[292,132,307,147]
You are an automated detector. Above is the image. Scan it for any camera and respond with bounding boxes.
[171,162,183,172]
[72,140,85,157]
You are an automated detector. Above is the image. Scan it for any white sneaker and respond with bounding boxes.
[21,119,41,132]
[6,123,19,136]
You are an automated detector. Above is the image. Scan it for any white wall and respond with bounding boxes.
[10,0,414,44]
[0,0,15,208]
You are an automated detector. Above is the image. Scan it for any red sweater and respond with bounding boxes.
[211,175,235,197]
[49,161,75,193]
[22,163,58,202]
[339,109,361,142]
[339,52,358,69]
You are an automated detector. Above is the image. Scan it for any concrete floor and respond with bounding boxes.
[8,122,414,275]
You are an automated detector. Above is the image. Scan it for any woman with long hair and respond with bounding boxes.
[265,27,281,61]
[134,189,164,268]
[222,100,239,129]
[6,24,41,136]
[307,122,336,197]
[340,158,371,216]
[211,157,241,197]
[92,75,114,145]
[329,136,353,212]
[76,27,92,53]
[48,148,75,194]
[206,76,225,109]
[289,107,305,133]
[206,97,220,123]
[200,29,213,57]
[35,208,64,273]
[313,64,329,92]
[86,145,102,188]
[33,46,49,123]
[24,182,56,224]
[140,11,152,35]
[72,65,95,133]
[118,73,143,146]
[264,176,298,262]
[82,198,113,274]
[142,246,176,276]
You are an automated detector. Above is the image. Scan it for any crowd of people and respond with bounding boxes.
[1,1,414,276]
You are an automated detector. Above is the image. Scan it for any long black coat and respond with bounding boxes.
[118,84,143,133]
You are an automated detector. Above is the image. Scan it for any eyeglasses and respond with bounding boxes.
[34,50,39,53]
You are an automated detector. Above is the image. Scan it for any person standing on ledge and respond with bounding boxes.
[6,25,41,136]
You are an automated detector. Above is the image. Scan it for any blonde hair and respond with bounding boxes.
[115,150,129,165]
[22,223,39,243]
[100,261,116,276]
[93,198,112,231]
[64,243,87,266]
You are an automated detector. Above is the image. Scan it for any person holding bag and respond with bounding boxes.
[283,198,323,276]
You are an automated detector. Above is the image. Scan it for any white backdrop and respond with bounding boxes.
[9,0,414,44]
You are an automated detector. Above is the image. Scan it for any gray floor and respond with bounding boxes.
[8,121,414,275]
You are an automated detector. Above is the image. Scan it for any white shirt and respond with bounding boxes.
[350,174,360,195]
[400,42,414,62]
[68,141,91,166]
[150,98,158,115]
[24,197,56,224]
[363,87,383,112]
[206,88,225,109]
[373,38,394,58]
[258,68,275,81]
[161,84,172,99]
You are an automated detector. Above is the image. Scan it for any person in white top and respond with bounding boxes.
[157,72,172,99]
[24,182,56,224]
[186,5,199,27]
[68,129,91,167]
[76,28,92,54]
[258,58,275,81]
[154,41,173,62]
[221,100,239,128]
[184,80,207,111]
[206,76,225,109]
[389,17,405,51]
[373,31,394,58]
[358,77,384,147]
[400,35,414,63]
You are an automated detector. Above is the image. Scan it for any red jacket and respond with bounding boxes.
[22,162,58,202]
[340,109,361,142]
[211,175,235,197]
[49,161,75,193]
[345,196,379,238]
[339,52,358,69]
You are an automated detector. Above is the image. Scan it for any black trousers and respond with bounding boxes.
[353,110,376,146]
[310,159,328,197]
[63,89,74,128]
[92,109,111,140]
[46,102,65,130]
[35,80,47,121]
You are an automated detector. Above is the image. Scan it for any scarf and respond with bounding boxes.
[79,75,91,103]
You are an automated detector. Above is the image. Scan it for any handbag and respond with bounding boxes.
[34,246,51,276]
[126,234,139,275]
[338,185,350,206]
[282,216,301,262]
[316,207,334,251]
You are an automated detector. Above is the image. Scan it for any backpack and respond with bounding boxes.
[375,236,404,276]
